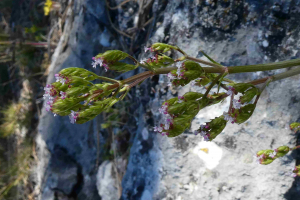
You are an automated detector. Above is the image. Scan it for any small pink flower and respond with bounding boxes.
[69,110,79,124]
[55,74,68,85]
[92,57,109,72]
[144,46,152,53]
[60,91,67,99]
[226,86,235,96]
[178,96,184,103]
[203,134,210,141]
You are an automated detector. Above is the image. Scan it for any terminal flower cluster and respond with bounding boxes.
[154,103,174,136]
[55,73,69,85]
[43,84,58,112]
[92,57,109,72]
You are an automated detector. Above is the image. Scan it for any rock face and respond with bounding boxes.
[36,0,300,199]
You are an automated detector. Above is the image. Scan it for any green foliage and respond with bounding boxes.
[170,61,204,86]
[151,43,178,53]
[145,54,175,69]
[235,104,256,124]
[109,62,137,72]
[240,87,259,103]
[290,122,300,132]
[206,116,227,141]
[228,83,256,93]
[0,103,31,138]
[96,50,129,62]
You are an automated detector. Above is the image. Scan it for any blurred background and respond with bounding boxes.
[0,0,300,199]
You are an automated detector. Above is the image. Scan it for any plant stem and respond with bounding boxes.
[203,72,226,97]
[128,74,151,89]
[292,145,300,150]
[122,71,154,84]
[248,67,300,86]
[154,58,300,75]
[97,75,120,83]
[186,56,224,68]
[228,58,300,73]
[270,66,300,82]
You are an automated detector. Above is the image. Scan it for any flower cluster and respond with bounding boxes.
[223,112,235,123]
[255,153,267,164]
[226,86,235,96]
[43,84,58,112]
[195,124,211,141]
[154,103,174,136]
[289,166,300,178]
[92,57,109,72]
[69,110,79,124]
[177,96,185,103]
[144,46,154,53]
[166,62,187,86]
[55,73,69,85]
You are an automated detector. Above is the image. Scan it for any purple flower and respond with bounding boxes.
[178,96,184,103]
[226,86,235,96]
[55,74,68,85]
[270,150,277,158]
[233,99,242,109]
[60,91,67,99]
[154,126,163,133]
[69,110,79,124]
[144,46,152,53]
[223,112,234,123]
[92,57,109,72]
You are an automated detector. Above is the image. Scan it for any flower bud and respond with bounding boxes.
[150,43,178,53]
[255,149,275,165]
[290,122,300,132]
[274,146,290,157]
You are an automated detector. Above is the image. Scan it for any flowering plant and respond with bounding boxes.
[44,43,300,175]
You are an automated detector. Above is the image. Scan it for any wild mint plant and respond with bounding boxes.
[44,43,300,175]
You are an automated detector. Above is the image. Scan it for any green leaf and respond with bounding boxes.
[240,87,259,103]
[59,67,99,81]
[108,62,138,72]
[167,102,189,115]
[228,83,255,93]
[147,54,175,69]
[52,97,87,116]
[96,50,129,62]
[76,98,119,124]
[207,116,227,140]
[235,104,256,124]
[184,61,203,72]
[163,98,178,106]
[70,76,94,87]
[66,86,90,97]
[183,92,203,101]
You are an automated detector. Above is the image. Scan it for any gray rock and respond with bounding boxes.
[121,0,300,200]
[96,161,119,200]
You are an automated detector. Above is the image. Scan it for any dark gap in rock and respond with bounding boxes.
[69,164,84,199]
